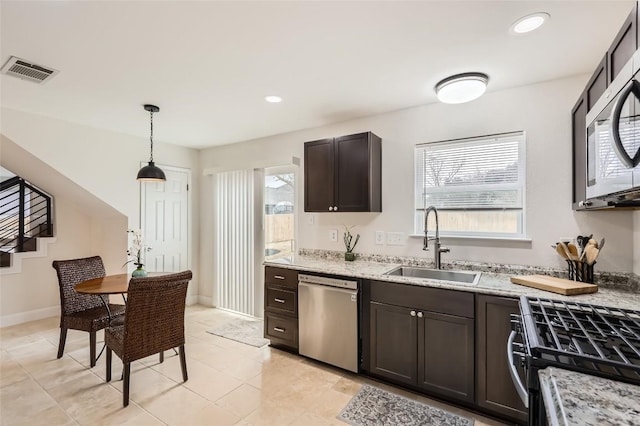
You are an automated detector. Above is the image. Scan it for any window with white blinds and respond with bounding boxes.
[414,132,526,238]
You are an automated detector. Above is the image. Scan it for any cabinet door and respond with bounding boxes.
[572,94,588,210]
[334,133,371,211]
[417,311,474,403]
[304,138,334,212]
[586,56,608,111]
[369,302,417,386]
[608,4,637,83]
[476,295,527,422]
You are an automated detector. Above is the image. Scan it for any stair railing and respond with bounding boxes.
[0,176,53,253]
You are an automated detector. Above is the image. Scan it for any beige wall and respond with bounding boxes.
[199,74,636,301]
[0,196,121,325]
[0,108,200,324]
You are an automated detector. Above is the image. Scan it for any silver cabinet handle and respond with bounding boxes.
[328,206,333,211]
[273,327,285,333]
[417,312,423,318]
[274,275,285,280]
[274,298,286,304]
[410,310,416,317]
[334,206,338,211]
[507,330,529,408]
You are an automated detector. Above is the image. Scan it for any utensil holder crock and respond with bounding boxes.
[566,260,594,283]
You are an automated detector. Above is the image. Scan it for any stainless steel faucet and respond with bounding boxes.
[423,206,450,269]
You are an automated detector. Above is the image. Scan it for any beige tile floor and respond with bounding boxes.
[1,305,508,425]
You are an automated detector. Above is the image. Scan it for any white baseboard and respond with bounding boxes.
[197,295,214,307]
[186,295,200,306]
[1,305,58,328]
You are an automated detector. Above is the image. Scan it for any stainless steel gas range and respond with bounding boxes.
[508,296,640,425]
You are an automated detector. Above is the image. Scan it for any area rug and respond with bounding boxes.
[207,317,269,348]
[338,385,474,426]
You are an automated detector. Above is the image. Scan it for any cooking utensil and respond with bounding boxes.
[556,242,570,260]
[585,245,599,265]
[579,238,598,261]
[567,243,579,259]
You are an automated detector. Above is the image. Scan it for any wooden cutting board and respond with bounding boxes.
[510,275,598,295]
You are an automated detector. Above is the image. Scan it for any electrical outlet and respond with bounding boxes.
[329,229,338,242]
[375,231,385,245]
[387,232,405,246]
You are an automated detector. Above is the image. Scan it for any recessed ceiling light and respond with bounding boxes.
[265,95,282,103]
[510,12,550,34]
[435,73,489,104]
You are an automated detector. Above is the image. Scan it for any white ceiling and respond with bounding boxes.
[0,1,634,149]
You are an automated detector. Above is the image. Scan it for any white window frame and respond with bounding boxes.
[414,131,527,239]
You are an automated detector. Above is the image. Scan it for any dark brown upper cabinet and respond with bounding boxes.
[586,56,608,111]
[571,93,588,210]
[571,2,637,210]
[304,132,382,212]
[608,3,637,84]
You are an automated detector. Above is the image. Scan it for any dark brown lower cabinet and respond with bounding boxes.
[369,302,417,386]
[368,300,475,403]
[476,294,527,423]
[419,311,474,403]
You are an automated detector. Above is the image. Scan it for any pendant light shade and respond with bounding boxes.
[137,104,166,182]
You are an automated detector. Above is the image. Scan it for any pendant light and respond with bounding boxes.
[137,104,166,182]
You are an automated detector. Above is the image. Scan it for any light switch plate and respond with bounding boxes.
[306,214,315,225]
[329,229,338,242]
[386,232,405,246]
[375,231,385,245]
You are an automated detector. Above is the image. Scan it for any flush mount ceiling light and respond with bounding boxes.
[435,73,489,104]
[136,104,166,182]
[265,95,282,103]
[510,12,550,34]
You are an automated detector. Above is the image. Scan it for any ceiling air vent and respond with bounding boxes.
[1,56,59,84]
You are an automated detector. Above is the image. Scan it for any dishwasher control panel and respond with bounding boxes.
[298,274,358,290]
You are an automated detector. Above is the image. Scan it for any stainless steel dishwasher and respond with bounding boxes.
[298,274,359,373]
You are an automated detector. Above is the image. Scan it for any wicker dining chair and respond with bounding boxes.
[52,256,126,367]
[105,270,192,407]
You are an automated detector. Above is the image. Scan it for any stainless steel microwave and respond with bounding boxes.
[586,50,640,202]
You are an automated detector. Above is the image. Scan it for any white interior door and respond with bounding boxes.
[142,166,190,272]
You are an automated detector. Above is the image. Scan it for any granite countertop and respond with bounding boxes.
[264,255,640,311]
[539,367,640,426]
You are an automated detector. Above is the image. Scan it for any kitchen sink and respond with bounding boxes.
[384,266,481,285]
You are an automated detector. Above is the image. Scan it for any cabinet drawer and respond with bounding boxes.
[265,266,298,289]
[265,312,298,349]
[370,280,474,318]
[265,286,297,316]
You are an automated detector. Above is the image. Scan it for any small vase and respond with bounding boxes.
[345,252,356,262]
[132,265,147,277]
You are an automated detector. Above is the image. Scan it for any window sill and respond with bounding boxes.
[409,234,532,243]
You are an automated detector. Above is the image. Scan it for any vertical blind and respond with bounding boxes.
[415,132,525,210]
[215,169,255,316]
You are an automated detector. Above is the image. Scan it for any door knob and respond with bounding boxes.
[410,310,416,317]
[329,206,333,211]
[417,312,423,318]
[334,206,338,211]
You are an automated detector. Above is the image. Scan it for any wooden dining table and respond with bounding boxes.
[75,273,131,296]
[75,272,168,296]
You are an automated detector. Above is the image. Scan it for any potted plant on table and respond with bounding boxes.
[124,229,152,277]
[343,225,360,261]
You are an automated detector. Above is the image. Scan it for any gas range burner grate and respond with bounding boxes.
[520,297,640,385]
